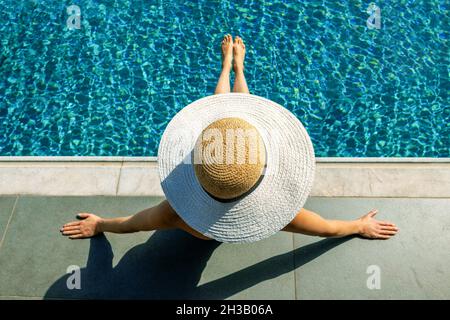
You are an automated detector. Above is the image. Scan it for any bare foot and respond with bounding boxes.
[233,36,246,73]
[221,34,233,71]
[60,213,102,239]
[357,209,399,239]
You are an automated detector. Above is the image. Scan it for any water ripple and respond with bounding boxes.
[0,0,448,157]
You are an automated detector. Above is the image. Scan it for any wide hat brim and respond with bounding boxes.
[158,93,315,243]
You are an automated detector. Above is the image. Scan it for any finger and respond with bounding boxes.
[61,230,83,236]
[379,221,396,227]
[77,213,91,219]
[69,234,87,240]
[376,233,391,239]
[63,221,81,227]
[61,226,80,232]
[379,229,397,235]
[368,209,378,218]
[380,225,398,231]
[62,229,82,236]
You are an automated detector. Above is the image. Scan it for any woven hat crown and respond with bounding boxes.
[193,117,266,200]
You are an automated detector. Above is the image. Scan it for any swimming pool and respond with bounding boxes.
[0,0,448,157]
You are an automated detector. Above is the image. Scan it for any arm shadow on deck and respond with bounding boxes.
[44,230,352,299]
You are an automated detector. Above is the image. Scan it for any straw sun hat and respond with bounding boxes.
[158,93,315,243]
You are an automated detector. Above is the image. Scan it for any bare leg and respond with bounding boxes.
[282,208,399,239]
[214,34,233,94]
[60,200,211,240]
[232,36,249,94]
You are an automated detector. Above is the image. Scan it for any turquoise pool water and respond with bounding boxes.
[0,0,448,157]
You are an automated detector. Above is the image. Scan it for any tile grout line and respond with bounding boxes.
[292,233,298,300]
[0,195,19,252]
[115,160,124,196]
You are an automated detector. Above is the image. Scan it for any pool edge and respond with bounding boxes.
[0,157,449,197]
[1,156,449,163]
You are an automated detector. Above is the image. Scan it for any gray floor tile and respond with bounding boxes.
[294,198,450,299]
[0,196,162,298]
[0,196,18,243]
[0,196,295,299]
[197,232,295,300]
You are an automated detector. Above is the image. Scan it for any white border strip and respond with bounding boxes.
[0,156,157,162]
[0,156,449,163]
[316,157,450,163]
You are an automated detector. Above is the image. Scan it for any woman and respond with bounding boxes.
[61,35,398,241]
